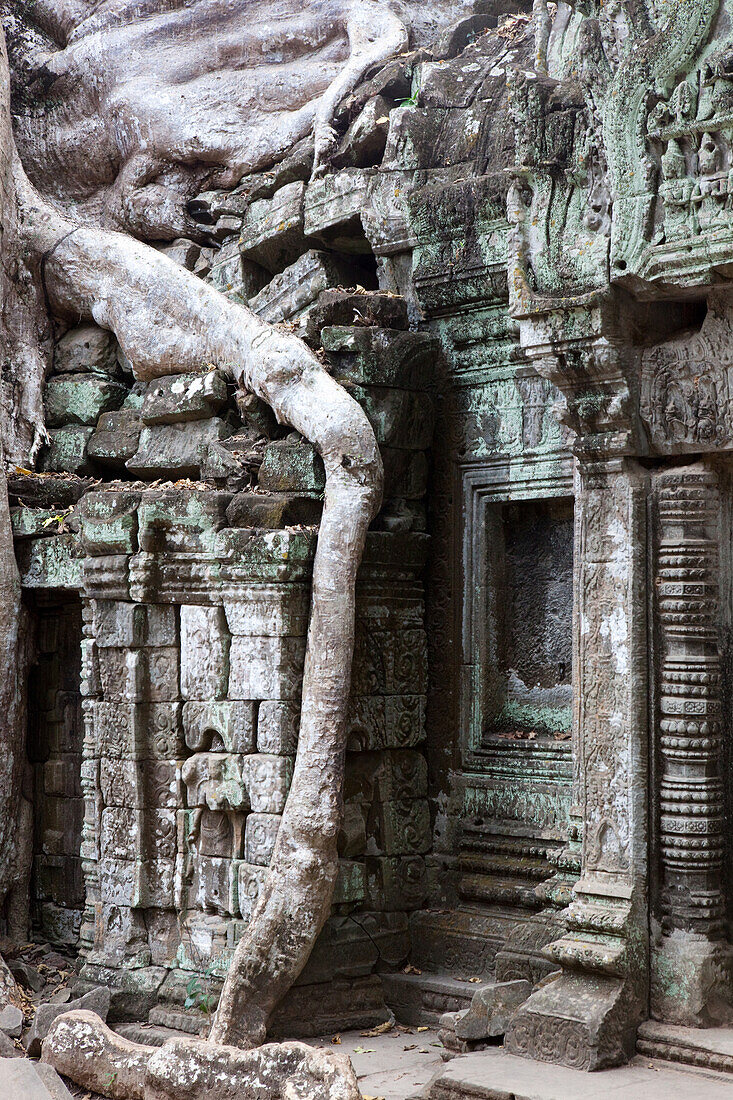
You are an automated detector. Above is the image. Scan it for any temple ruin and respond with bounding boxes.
[3,0,733,1095]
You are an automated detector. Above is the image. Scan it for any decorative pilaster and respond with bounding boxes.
[506,458,649,1069]
[651,465,733,1025]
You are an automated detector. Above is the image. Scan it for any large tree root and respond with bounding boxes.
[12,69,381,1066]
[43,1011,361,1099]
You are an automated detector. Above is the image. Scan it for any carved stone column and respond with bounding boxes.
[506,456,649,1069]
[650,464,733,1025]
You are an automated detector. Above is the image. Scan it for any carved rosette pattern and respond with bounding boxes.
[656,467,726,935]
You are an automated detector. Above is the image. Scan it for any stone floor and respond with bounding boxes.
[310,1025,445,1099]
[5,1027,733,1099]
[309,1028,733,1100]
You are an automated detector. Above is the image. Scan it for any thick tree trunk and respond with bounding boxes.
[12,123,382,1048]
[0,29,44,996]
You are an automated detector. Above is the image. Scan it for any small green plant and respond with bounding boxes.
[399,79,420,109]
[184,963,219,1018]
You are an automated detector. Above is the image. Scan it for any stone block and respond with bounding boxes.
[100,857,175,907]
[94,601,176,648]
[209,238,267,303]
[215,528,316,584]
[40,426,96,475]
[256,700,299,754]
[75,964,167,1023]
[141,371,228,424]
[381,448,429,500]
[332,94,391,169]
[100,807,177,862]
[88,902,149,972]
[365,855,428,911]
[158,238,201,269]
[258,439,325,493]
[192,855,240,915]
[37,903,82,947]
[181,752,247,811]
[349,695,425,750]
[239,181,307,271]
[39,796,84,856]
[244,813,281,866]
[345,696,386,750]
[100,757,178,809]
[183,700,256,753]
[352,629,427,695]
[332,860,366,904]
[11,504,80,540]
[25,987,111,1058]
[304,168,374,250]
[241,754,293,814]
[87,409,142,467]
[180,605,230,700]
[78,492,140,556]
[137,490,231,554]
[375,750,428,802]
[97,646,179,703]
[307,291,408,340]
[370,798,432,855]
[17,534,84,591]
[225,491,323,529]
[228,636,305,700]
[127,419,232,479]
[144,909,183,968]
[54,323,119,375]
[322,326,435,388]
[43,758,81,798]
[224,585,309,636]
[348,386,434,450]
[237,862,268,922]
[0,1003,23,1038]
[338,801,367,858]
[44,374,128,427]
[248,249,362,324]
[34,855,84,906]
[93,701,184,759]
[455,980,532,1041]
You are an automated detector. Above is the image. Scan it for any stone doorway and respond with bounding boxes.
[26,592,85,949]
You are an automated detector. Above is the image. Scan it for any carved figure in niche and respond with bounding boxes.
[699,132,720,177]
[660,139,697,239]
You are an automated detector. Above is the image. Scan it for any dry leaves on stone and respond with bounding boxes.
[360,1020,393,1037]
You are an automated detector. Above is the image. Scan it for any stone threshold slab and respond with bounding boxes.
[422,1047,733,1099]
[637,1019,733,1072]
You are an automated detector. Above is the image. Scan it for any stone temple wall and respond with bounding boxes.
[12,299,435,1030]
[8,5,582,1038]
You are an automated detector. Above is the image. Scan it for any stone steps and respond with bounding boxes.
[421,1047,733,1099]
[408,906,525,978]
[637,1019,733,1075]
[381,970,478,1026]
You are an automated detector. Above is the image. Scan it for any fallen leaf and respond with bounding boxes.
[360,1020,393,1037]
[416,1026,429,1032]
[353,1046,376,1054]
[403,1044,417,1051]
[469,977,481,983]
[403,964,422,975]
[331,1034,341,1045]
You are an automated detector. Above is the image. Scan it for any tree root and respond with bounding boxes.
[10,64,382,1064]
[42,1011,361,1100]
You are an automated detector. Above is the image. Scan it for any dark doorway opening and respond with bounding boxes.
[26,592,84,948]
